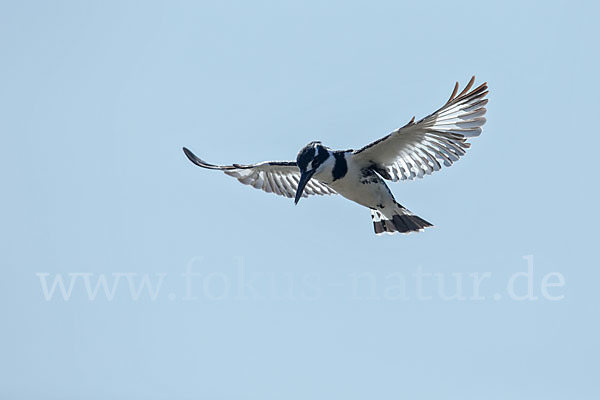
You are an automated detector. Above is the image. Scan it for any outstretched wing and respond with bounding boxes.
[352,76,488,181]
[183,147,337,198]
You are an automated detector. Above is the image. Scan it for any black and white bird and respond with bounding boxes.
[183,77,488,235]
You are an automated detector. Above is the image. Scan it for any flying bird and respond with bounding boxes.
[183,76,488,235]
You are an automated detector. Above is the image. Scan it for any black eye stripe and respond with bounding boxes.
[297,147,315,170]
[314,145,329,166]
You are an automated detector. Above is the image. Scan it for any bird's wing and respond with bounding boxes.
[183,147,337,198]
[352,76,488,181]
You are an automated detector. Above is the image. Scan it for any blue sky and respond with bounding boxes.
[1,1,599,399]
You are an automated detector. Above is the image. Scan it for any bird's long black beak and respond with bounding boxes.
[294,170,315,205]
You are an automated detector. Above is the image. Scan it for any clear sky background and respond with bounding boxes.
[1,1,599,399]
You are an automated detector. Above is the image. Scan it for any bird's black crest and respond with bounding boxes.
[296,141,323,171]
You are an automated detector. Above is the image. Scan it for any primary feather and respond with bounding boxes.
[352,76,488,180]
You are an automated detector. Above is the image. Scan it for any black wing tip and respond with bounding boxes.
[182,146,199,163]
[182,146,214,169]
[446,76,488,105]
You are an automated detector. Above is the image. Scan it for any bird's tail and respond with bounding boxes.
[371,204,433,235]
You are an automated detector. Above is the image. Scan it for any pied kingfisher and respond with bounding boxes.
[184,77,488,235]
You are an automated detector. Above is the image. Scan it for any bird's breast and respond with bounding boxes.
[323,166,395,209]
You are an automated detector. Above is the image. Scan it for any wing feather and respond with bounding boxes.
[183,147,337,198]
[352,76,488,181]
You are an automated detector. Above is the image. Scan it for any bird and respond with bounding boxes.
[183,76,488,235]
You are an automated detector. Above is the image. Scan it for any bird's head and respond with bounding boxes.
[294,141,331,204]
